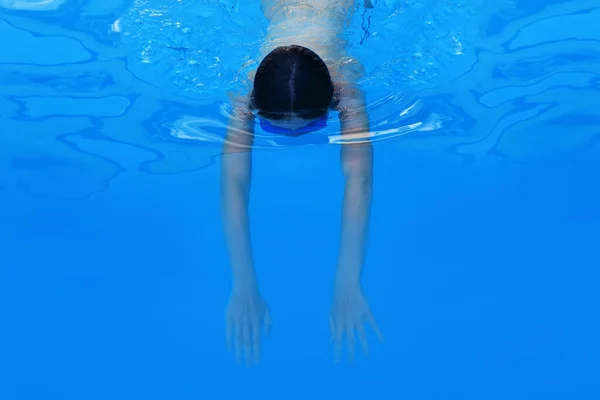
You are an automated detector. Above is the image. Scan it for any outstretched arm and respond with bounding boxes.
[221,103,271,364]
[329,86,381,361]
[335,88,374,287]
[220,106,256,289]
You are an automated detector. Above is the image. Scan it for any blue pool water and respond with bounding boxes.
[1,0,600,398]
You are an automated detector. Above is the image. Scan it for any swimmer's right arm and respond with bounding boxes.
[220,105,256,288]
[221,103,271,362]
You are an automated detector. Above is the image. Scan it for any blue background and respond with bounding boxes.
[1,0,599,398]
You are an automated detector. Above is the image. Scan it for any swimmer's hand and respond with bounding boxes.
[330,279,383,362]
[226,280,271,364]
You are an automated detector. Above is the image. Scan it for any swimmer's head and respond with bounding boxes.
[251,45,334,130]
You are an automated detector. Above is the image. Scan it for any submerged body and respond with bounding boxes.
[260,0,355,65]
[221,0,380,364]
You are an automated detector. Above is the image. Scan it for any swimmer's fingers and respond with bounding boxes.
[346,320,356,362]
[243,322,252,365]
[264,306,272,336]
[252,315,261,364]
[226,315,234,352]
[329,317,335,342]
[366,311,384,343]
[251,307,271,364]
[235,322,244,363]
[332,317,344,363]
[357,322,369,358]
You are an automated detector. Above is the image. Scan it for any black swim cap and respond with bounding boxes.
[251,45,334,120]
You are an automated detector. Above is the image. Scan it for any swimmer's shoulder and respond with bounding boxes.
[328,54,366,109]
[333,82,366,113]
[228,91,254,116]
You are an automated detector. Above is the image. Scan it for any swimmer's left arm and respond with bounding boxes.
[330,87,383,357]
[335,87,373,287]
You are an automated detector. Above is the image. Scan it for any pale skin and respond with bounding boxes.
[221,0,382,364]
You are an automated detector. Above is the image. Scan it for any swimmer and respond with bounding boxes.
[221,0,382,364]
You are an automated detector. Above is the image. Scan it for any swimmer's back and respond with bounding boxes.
[259,0,355,63]
[262,0,353,24]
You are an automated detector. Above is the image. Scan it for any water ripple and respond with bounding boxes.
[0,19,91,65]
[1,0,599,198]
[0,0,67,11]
[117,0,483,148]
